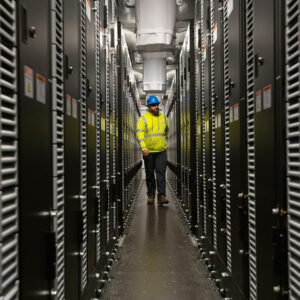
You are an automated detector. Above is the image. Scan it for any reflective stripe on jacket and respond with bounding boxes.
[136,111,169,153]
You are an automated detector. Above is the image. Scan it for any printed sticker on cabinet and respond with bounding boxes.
[66,94,72,116]
[88,109,91,125]
[36,73,46,104]
[230,106,234,123]
[256,90,262,112]
[91,111,95,127]
[213,23,218,44]
[227,0,233,17]
[202,45,207,62]
[215,115,218,128]
[99,27,104,47]
[263,85,272,110]
[72,98,78,119]
[218,114,222,128]
[101,118,105,131]
[234,103,239,121]
[24,65,34,99]
[86,0,91,22]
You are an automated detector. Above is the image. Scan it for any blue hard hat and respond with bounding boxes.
[147,95,160,106]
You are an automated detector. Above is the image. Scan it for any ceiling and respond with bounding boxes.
[117,0,195,105]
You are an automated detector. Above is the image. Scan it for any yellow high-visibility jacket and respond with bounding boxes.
[136,111,169,153]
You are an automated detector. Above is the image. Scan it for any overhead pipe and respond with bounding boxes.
[135,0,177,92]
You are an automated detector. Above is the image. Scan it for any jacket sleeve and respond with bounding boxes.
[166,117,170,139]
[137,117,147,151]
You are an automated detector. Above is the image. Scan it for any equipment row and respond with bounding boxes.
[167,0,292,299]
[0,0,142,299]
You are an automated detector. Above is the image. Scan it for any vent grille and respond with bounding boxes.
[246,0,257,298]
[210,0,217,250]
[0,1,18,298]
[0,186,18,240]
[105,21,110,244]
[80,0,88,291]
[0,234,18,295]
[0,280,18,299]
[95,0,101,263]
[200,0,207,234]
[112,48,117,232]
[50,0,65,298]
[122,56,126,216]
[286,0,300,298]
[223,0,232,272]
[194,20,201,227]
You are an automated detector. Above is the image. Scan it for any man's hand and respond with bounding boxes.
[142,149,149,157]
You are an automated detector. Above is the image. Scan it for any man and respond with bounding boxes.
[137,95,169,205]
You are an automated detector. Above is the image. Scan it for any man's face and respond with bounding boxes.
[148,103,159,115]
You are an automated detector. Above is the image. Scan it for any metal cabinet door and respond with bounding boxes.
[99,1,109,270]
[17,0,52,298]
[0,1,19,299]
[252,0,286,298]
[212,0,227,264]
[63,0,82,298]
[203,0,214,247]
[86,0,97,292]
[188,21,198,234]
[226,0,249,298]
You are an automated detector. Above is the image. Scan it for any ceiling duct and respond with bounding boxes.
[136,0,176,92]
[136,0,176,53]
[143,57,166,92]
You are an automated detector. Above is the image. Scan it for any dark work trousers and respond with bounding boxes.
[143,151,167,197]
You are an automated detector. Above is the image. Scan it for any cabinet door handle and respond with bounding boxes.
[21,6,28,44]
[78,210,84,244]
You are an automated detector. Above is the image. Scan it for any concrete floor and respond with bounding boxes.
[103,181,221,300]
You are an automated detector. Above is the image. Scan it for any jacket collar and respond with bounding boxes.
[146,111,161,117]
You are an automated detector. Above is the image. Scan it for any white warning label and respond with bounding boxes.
[256,90,262,113]
[230,106,234,123]
[101,118,105,131]
[88,109,91,125]
[227,0,233,17]
[86,0,91,22]
[213,23,218,44]
[66,95,72,116]
[36,73,46,104]
[24,65,34,99]
[72,98,78,119]
[206,120,209,133]
[202,45,207,61]
[234,103,239,121]
[91,110,95,127]
[99,27,104,47]
[218,113,222,128]
[263,85,272,110]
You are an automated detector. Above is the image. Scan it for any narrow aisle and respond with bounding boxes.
[104,182,220,300]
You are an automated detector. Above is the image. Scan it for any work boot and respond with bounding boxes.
[157,194,169,205]
[147,195,155,205]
